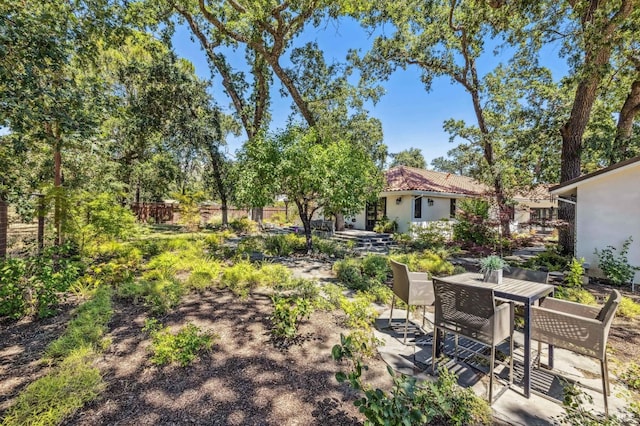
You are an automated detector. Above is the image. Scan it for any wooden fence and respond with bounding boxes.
[129,203,289,225]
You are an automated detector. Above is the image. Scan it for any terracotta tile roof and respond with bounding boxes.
[383,166,488,196]
[514,184,555,201]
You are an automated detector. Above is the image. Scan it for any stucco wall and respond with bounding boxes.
[575,166,640,284]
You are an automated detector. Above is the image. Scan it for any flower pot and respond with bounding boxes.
[483,269,503,285]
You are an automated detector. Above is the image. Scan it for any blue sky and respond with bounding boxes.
[171,17,567,165]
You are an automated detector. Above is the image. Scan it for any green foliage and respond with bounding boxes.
[408,220,453,249]
[523,246,570,272]
[270,295,313,341]
[312,236,349,258]
[143,319,214,367]
[332,334,492,426]
[75,192,139,247]
[618,297,640,320]
[389,148,426,169]
[620,362,640,391]
[559,382,637,425]
[373,216,397,233]
[184,259,222,291]
[340,294,379,330]
[264,233,307,256]
[555,287,597,305]
[452,199,497,248]
[255,263,293,288]
[478,255,509,273]
[236,236,266,257]
[220,261,260,297]
[595,237,640,286]
[1,347,105,426]
[390,250,455,277]
[117,277,184,314]
[46,286,113,359]
[333,255,390,295]
[333,258,366,290]
[565,258,586,288]
[0,258,28,319]
[229,217,257,234]
[1,243,85,319]
[172,191,206,232]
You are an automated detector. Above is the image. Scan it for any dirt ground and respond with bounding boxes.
[1,261,639,425]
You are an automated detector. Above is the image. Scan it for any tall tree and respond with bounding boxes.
[389,148,426,169]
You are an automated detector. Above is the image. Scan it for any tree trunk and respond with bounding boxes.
[612,77,640,165]
[0,199,7,259]
[557,132,582,254]
[295,200,313,253]
[251,207,263,225]
[220,199,229,227]
[334,213,345,232]
[54,144,62,246]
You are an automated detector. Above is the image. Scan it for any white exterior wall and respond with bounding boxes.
[575,166,640,284]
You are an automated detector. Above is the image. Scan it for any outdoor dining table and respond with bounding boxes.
[435,272,555,398]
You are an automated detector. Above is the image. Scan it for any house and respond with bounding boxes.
[347,166,488,233]
[550,155,640,285]
[512,184,558,230]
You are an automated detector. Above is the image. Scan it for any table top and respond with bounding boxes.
[436,272,555,303]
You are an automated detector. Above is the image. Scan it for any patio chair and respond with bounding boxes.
[531,290,621,416]
[432,278,514,403]
[503,267,549,284]
[388,260,435,344]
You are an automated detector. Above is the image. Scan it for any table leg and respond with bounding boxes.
[524,301,532,398]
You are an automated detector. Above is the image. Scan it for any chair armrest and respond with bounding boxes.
[539,297,600,319]
[531,305,606,359]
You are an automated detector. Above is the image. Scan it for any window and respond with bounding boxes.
[450,199,456,218]
[414,197,422,218]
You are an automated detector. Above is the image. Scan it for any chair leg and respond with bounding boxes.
[509,333,514,386]
[601,359,609,417]
[388,295,396,327]
[422,305,426,328]
[537,340,542,368]
[432,328,438,374]
[454,334,458,360]
[489,344,495,403]
[404,305,410,344]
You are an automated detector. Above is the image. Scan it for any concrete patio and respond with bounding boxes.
[373,309,632,425]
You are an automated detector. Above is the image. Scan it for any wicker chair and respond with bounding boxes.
[531,290,621,415]
[388,260,435,343]
[432,278,514,403]
[504,267,549,284]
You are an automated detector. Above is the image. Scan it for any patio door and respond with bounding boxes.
[366,197,386,231]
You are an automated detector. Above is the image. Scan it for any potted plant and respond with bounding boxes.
[479,255,509,284]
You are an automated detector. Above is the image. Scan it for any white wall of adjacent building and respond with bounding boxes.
[573,166,640,284]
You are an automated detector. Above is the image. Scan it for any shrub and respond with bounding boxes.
[565,258,586,288]
[332,334,492,426]
[220,261,260,297]
[143,319,214,366]
[340,293,378,330]
[264,234,295,256]
[373,216,397,233]
[256,263,293,288]
[236,236,266,257]
[78,192,139,243]
[118,278,184,314]
[333,258,366,290]
[452,199,497,248]
[270,295,313,341]
[523,246,570,272]
[185,259,222,290]
[559,382,637,425]
[313,236,349,258]
[1,347,105,426]
[0,258,27,319]
[618,297,640,319]
[555,287,597,305]
[409,219,453,249]
[46,286,113,359]
[361,254,391,283]
[390,250,454,277]
[229,216,257,234]
[620,362,640,391]
[595,237,640,286]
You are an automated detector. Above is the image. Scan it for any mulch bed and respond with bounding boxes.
[1,288,390,425]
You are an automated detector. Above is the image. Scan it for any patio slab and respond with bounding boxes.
[373,309,631,425]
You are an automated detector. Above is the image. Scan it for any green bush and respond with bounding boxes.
[270,295,313,341]
[595,237,640,286]
[79,192,139,243]
[332,334,492,426]
[312,236,348,258]
[333,258,366,290]
[143,319,214,366]
[229,216,257,234]
[117,277,183,314]
[0,258,27,319]
[409,219,453,249]
[2,347,105,426]
[361,254,391,283]
[264,234,295,256]
[452,199,497,248]
[523,246,569,272]
[565,258,586,288]
[618,297,640,319]
[46,286,113,359]
[555,287,597,305]
[340,293,378,330]
[390,250,454,277]
[220,261,260,297]
[236,236,266,257]
[256,263,293,288]
[620,362,640,391]
[373,216,397,233]
[185,260,222,290]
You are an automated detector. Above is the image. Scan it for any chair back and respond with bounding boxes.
[597,289,622,341]
[390,259,411,304]
[503,267,548,283]
[433,278,496,344]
